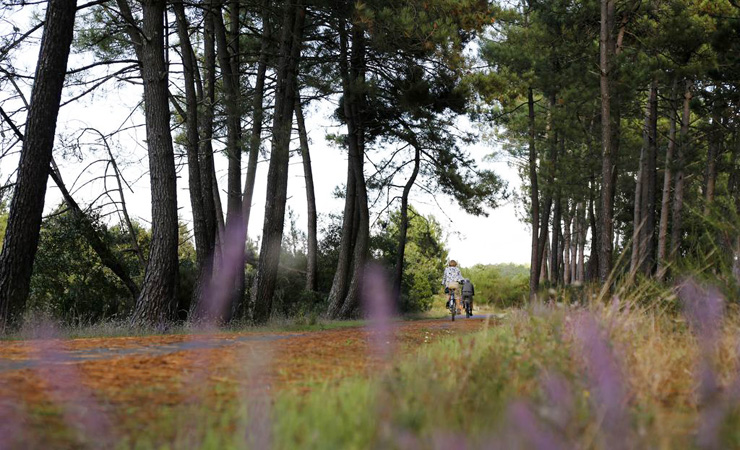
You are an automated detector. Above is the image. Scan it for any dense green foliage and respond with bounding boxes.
[461,263,529,308]
[23,207,201,324]
[373,206,448,312]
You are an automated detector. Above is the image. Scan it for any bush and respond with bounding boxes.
[461,263,529,308]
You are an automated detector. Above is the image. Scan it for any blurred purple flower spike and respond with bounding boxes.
[505,401,567,450]
[678,279,736,449]
[30,320,113,447]
[0,400,24,450]
[196,219,248,327]
[362,263,397,360]
[679,280,725,350]
[572,313,630,450]
[540,371,574,429]
[429,431,469,450]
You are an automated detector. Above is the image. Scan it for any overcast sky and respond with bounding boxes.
[0,5,532,267]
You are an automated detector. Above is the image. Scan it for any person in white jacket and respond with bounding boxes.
[441,260,464,311]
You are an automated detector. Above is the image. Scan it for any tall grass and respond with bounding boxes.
[268,281,740,449]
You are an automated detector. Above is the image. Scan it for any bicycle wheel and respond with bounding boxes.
[450,293,456,321]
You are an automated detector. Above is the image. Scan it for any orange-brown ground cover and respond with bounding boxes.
[0,318,488,445]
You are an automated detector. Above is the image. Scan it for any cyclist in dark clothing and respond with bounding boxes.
[461,278,475,317]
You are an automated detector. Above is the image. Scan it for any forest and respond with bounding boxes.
[0,0,738,330]
[1,0,740,448]
[1,0,739,330]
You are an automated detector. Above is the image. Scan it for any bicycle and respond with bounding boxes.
[448,289,457,321]
[462,296,472,318]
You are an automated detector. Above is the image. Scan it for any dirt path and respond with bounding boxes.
[0,317,490,410]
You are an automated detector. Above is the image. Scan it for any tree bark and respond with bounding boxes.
[704,105,720,214]
[670,82,692,262]
[327,16,369,319]
[527,88,540,299]
[336,22,370,319]
[563,203,573,285]
[393,147,421,302]
[551,198,561,286]
[129,0,180,326]
[540,235,550,285]
[657,85,678,280]
[242,0,270,245]
[631,83,658,276]
[599,0,616,285]
[640,81,658,275]
[295,92,318,292]
[174,2,211,313]
[577,202,586,283]
[587,179,600,282]
[537,196,552,284]
[550,136,562,287]
[250,0,306,324]
[326,159,356,316]
[198,1,219,268]
[214,4,242,225]
[630,94,647,276]
[0,0,77,330]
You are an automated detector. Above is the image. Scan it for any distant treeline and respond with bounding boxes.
[461,264,529,308]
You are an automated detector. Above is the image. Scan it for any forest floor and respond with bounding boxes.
[0,315,491,448]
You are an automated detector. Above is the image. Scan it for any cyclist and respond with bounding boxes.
[461,278,475,317]
[442,260,464,313]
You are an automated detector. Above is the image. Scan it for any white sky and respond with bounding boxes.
[0,5,532,267]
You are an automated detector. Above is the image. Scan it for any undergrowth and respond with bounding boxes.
[4,278,740,449]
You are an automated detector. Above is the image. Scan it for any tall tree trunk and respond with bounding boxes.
[631,83,658,276]
[550,136,562,287]
[704,105,720,214]
[563,203,573,285]
[630,95,647,276]
[0,0,77,330]
[250,0,306,324]
[558,227,565,285]
[393,147,421,303]
[640,82,658,275]
[198,1,219,268]
[228,0,270,319]
[587,180,600,282]
[541,236,550,285]
[551,198,561,286]
[538,95,557,286]
[656,84,678,280]
[327,17,369,319]
[527,87,540,299]
[336,23,370,319]
[670,82,692,262]
[730,133,740,284]
[173,2,211,313]
[577,202,586,283]
[599,0,616,285]
[537,196,552,284]
[130,0,180,325]
[214,5,242,225]
[326,160,356,316]
[242,0,270,244]
[295,93,318,292]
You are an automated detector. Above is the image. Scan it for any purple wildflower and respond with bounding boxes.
[30,320,113,447]
[572,313,631,449]
[361,263,397,361]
